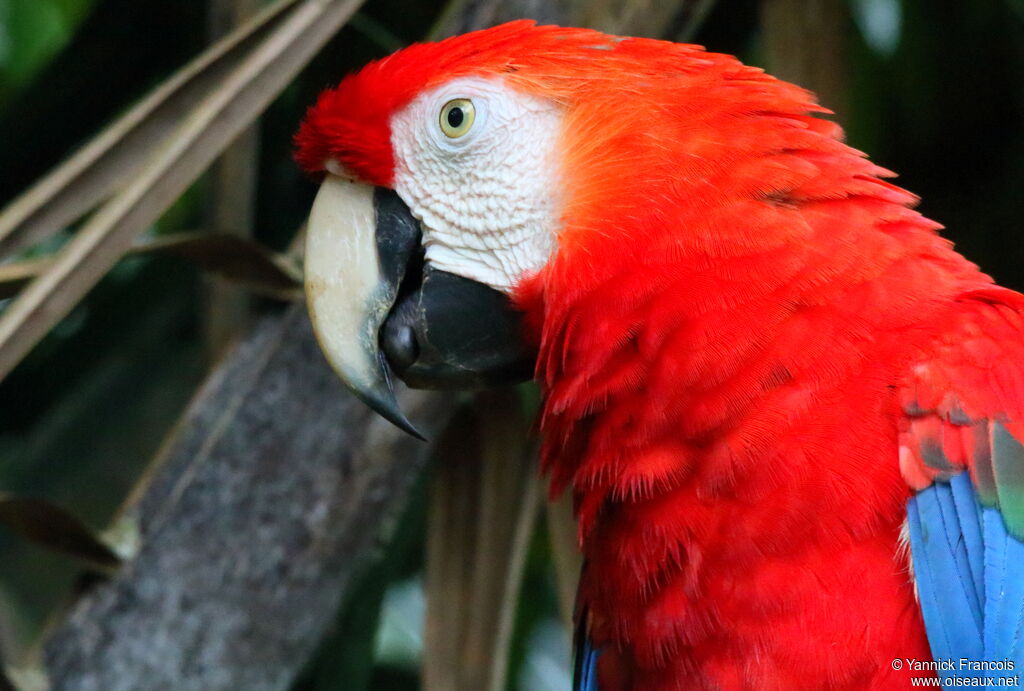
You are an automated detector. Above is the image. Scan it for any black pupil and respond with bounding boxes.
[446,106,464,129]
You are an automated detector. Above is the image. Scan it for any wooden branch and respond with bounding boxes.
[40,307,454,689]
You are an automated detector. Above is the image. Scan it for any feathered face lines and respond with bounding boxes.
[388,75,564,291]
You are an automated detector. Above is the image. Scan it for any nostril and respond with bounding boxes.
[382,322,419,374]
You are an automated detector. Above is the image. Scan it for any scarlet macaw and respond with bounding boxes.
[296,22,1024,690]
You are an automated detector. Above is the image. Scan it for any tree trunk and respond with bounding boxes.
[41,307,453,690]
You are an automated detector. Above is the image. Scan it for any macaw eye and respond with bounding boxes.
[439,99,475,138]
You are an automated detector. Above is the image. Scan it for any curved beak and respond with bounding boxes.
[304,176,534,438]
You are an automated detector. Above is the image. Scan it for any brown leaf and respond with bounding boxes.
[0,0,364,381]
[423,389,540,691]
[546,491,583,631]
[146,233,302,300]
[0,495,121,573]
[0,234,302,301]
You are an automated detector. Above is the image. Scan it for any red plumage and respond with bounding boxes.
[297,22,1024,689]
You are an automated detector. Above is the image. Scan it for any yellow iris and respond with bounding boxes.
[439,99,475,138]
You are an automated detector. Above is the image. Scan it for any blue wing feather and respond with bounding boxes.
[985,507,1024,670]
[909,471,1024,687]
[573,632,600,691]
[949,471,985,607]
[908,479,983,663]
[982,503,1008,661]
[935,473,984,630]
[573,607,601,691]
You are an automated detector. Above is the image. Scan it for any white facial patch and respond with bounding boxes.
[390,76,563,293]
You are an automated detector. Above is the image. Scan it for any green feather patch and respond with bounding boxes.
[991,421,1024,538]
[971,422,998,507]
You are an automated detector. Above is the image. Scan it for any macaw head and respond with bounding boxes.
[296,21,866,437]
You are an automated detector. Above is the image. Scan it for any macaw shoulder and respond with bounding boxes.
[899,285,1024,506]
[900,285,1024,679]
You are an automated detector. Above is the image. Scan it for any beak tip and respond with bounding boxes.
[356,385,428,442]
[389,411,428,442]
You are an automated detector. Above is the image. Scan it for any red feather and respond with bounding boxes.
[297,22,1024,689]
